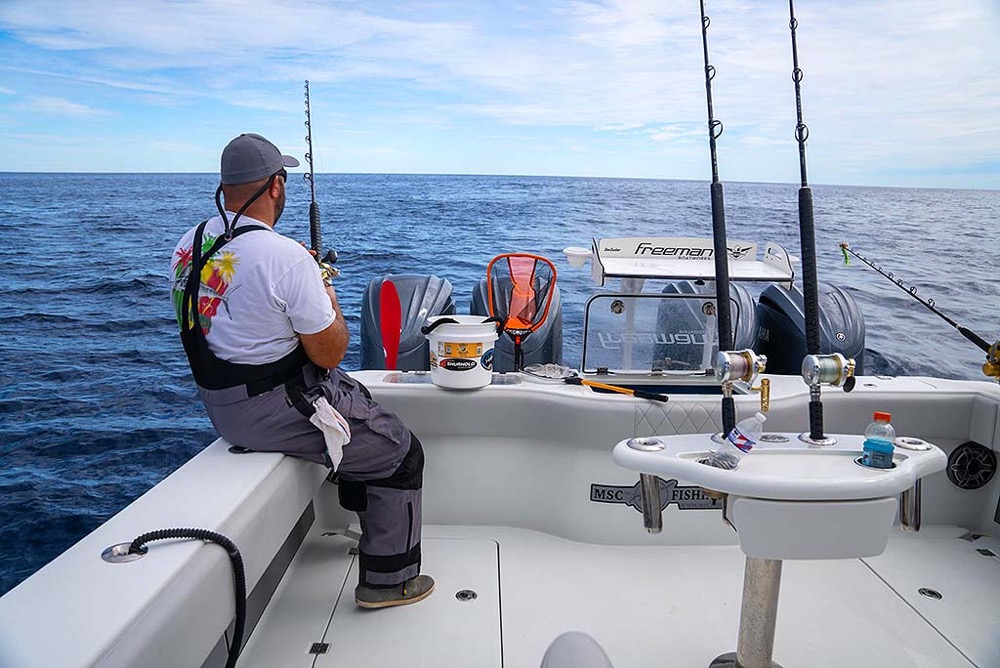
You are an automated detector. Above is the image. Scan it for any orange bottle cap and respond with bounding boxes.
[873,411,892,421]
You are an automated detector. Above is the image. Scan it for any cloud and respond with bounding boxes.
[0,1,454,63]
[0,0,997,185]
[18,95,109,117]
[644,124,702,143]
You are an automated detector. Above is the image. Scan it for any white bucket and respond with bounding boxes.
[423,315,499,389]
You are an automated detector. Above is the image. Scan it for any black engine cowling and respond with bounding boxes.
[754,282,865,375]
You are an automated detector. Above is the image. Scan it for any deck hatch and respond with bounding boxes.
[318,538,501,668]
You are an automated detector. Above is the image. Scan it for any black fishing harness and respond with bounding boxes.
[179,220,310,396]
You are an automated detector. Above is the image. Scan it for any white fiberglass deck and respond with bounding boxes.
[237,524,999,668]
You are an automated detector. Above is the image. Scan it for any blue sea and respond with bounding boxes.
[1,173,998,595]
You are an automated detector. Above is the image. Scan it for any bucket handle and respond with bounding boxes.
[421,316,505,337]
[420,317,458,336]
[483,315,505,336]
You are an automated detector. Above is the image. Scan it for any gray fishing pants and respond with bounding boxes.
[198,364,424,588]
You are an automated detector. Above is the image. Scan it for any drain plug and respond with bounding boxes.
[918,588,942,600]
[455,589,478,602]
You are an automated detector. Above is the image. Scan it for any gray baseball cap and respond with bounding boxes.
[220,133,300,185]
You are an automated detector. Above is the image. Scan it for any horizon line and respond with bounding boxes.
[0,171,996,192]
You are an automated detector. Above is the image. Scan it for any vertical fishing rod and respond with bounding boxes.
[304,80,339,279]
[787,0,829,443]
[304,81,321,253]
[699,0,736,436]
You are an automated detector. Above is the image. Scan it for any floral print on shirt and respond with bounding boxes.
[171,233,239,334]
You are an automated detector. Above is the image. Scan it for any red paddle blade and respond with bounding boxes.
[380,280,402,370]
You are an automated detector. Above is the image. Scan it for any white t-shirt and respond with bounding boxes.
[170,213,335,364]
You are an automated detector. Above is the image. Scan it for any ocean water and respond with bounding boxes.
[1,173,997,595]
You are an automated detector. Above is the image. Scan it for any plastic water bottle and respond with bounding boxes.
[861,411,896,469]
[705,412,767,470]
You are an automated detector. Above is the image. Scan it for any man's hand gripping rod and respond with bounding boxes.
[304,80,339,281]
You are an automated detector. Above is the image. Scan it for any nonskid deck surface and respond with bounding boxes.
[238,525,1000,668]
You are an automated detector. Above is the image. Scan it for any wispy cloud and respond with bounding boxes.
[644,124,702,143]
[19,95,109,117]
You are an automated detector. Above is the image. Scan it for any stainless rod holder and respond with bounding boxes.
[901,479,922,532]
[639,474,663,534]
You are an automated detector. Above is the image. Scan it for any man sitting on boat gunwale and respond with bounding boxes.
[169,132,433,609]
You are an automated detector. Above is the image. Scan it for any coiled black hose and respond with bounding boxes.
[129,528,246,668]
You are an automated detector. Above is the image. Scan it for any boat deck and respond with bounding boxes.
[237,524,1000,668]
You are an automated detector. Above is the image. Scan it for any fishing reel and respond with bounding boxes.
[715,349,767,386]
[716,350,768,416]
[983,340,1000,382]
[318,249,340,283]
[801,353,856,392]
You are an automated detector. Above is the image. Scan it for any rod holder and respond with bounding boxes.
[900,479,922,532]
[639,474,663,534]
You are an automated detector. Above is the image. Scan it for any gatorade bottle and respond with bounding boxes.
[861,411,896,469]
[704,411,767,470]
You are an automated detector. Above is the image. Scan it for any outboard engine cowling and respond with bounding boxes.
[754,282,865,375]
[361,274,455,370]
[652,280,757,370]
[471,278,563,372]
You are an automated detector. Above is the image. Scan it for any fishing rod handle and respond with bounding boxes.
[309,201,322,253]
[633,388,669,403]
[959,326,992,354]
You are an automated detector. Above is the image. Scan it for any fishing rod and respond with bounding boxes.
[303,80,339,279]
[787,0,837,444]
[840,243,995,355]
[698,0,737,436]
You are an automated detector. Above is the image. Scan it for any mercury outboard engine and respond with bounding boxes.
[470,255,563,373]
[754,282,865,375]
[653,280,757,370]
[361,274,455,370]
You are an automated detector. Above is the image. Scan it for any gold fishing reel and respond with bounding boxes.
[319,262,340,283]
[984,341,1000,382]
[318,249,340,283]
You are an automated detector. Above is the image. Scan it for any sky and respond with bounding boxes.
[0,1,998,189]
